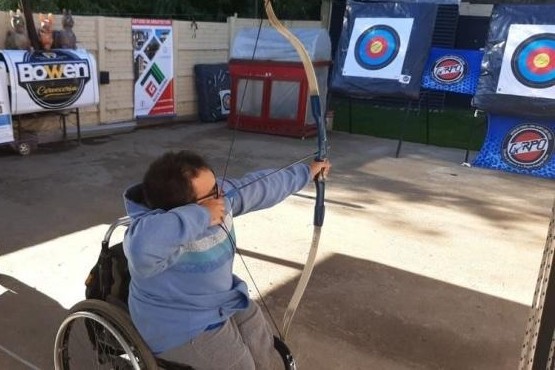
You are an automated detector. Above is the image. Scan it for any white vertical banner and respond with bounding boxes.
[0,63,14,144]
[132,19,175,118]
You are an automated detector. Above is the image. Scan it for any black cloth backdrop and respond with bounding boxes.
[329,0,438,100]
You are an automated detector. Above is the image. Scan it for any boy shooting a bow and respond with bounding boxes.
[123,150,331,369]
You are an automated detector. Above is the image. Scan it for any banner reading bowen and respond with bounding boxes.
[0,49,99,115]
[473,114,555,179]
[132,19,175,118]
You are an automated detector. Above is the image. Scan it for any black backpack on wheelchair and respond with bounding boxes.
[85,240,130,310]
[53,217,194,369]
[82,218,193,369]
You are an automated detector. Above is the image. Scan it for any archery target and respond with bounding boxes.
[354,25,400,70]
[343,17,414,80]
[219,89,231,115]
[497,24,555,100]
[512,33,555,88]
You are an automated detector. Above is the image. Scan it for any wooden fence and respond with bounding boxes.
[0,11,321,134]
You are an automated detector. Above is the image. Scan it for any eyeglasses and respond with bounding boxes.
[195,182,219,203]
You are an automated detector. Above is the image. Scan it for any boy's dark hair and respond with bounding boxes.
[142,150,211,210]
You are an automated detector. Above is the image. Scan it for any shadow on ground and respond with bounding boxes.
[0,123,548,369]
[0,274,67,369]
[258,253,528,370]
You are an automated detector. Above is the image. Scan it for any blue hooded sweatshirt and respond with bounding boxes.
[122,163,311,354]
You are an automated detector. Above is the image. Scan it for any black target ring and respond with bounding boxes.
[354,25,400,71]
[222,92,231,110]
[511,33,555,89]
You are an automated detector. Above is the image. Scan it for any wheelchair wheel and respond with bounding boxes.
[53,299,158,369]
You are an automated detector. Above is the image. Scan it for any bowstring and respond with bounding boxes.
[219,223,283,338]
[220,16,264,184]
[219,3,285,338]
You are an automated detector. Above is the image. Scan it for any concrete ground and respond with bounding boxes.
[0,121,553,370]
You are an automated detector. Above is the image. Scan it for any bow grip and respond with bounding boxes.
[313,176,325,227]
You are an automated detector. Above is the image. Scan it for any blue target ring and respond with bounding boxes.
[354,25,400,70]
[511,33,555,89]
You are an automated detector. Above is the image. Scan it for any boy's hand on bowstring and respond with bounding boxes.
[199,197,226,226]
[309,159,332,180]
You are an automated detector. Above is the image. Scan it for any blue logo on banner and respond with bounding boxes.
[0,115,10,126]
[473,114,555,179]
[421,48,483,95]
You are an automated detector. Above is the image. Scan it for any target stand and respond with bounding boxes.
[345,21,418,158]
[394,99,416,158]
[416,47,484,161]
[520,199,555,370]
[463,109,486,164]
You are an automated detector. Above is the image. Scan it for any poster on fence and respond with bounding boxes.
[0,49,99,115]
[132,19,175,118]
[0,63,14,144]
[473,114,555,179]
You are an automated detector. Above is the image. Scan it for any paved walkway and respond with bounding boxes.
[0,122,553,369]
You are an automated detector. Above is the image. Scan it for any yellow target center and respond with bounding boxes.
[533,53,550,69]
[370,41,383,54]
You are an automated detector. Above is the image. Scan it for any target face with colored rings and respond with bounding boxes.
[511,33,555,89]
[354,25,400,70]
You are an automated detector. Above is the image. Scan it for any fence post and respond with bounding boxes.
[227,13,238,60]
[96,16,106,124]
[520,199,555,369]
[173,18,179,114]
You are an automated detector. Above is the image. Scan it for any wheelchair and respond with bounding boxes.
[53,217,297,370]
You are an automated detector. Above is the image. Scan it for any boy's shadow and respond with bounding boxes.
[0,274,67,370]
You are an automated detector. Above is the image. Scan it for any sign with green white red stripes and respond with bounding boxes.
[132,19,175,118]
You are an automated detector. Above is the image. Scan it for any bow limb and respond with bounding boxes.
[263,0,329,342]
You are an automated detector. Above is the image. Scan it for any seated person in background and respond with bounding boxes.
[123,150,331,369]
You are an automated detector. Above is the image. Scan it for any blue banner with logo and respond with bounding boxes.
[421,47,483,95]
[473,114,555,179]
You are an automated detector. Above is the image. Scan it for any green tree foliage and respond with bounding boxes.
[1,0,321,21]
[272,0,321,20]
[1,0,58,14]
